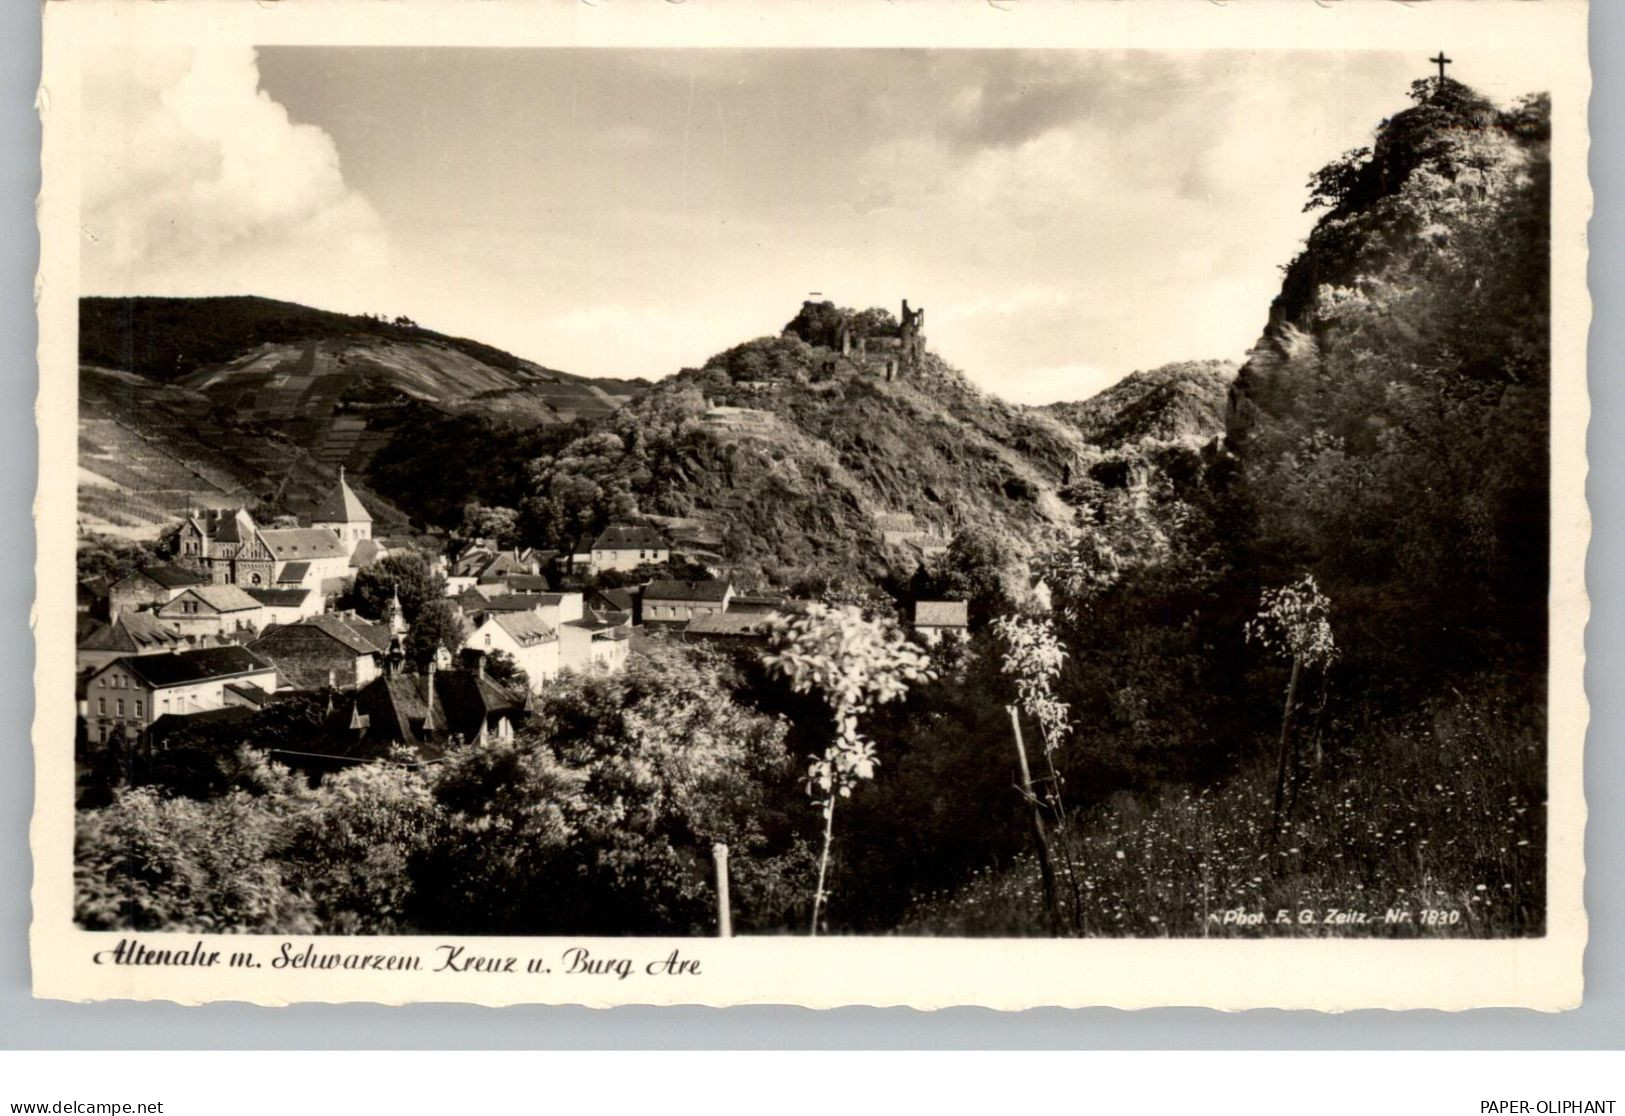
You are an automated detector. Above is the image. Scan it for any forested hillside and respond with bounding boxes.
[77,295,647,533]
[514,335,1099,591]
[902,76,1552,934]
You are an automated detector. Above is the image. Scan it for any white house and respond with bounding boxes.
[560,618,629,676]
[642,579,733,624]
[469,611,559,691]
[245,587,322,627]
[589,524,670,574]
[911,600,969,645]
[155,585,266,639]
[84,645,277,745]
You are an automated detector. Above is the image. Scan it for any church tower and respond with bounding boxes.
[312,466,373,556]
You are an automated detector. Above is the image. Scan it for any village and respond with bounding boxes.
[74,470,970,775]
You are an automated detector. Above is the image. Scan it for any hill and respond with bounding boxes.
[516,317,1144,591]
[77,295,649,537]
[888,77,1553,936]
[1226,77,1550,672]
[1044,359,1236,451]
[77,364,413,538]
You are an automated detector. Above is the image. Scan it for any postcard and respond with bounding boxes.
[33,0,1590,1009]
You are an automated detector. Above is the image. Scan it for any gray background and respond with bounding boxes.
[3,3,1617,1049]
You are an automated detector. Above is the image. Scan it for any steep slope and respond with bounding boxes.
[1228,78,1550,674]
[1044,359,1236,452]
[77,365,409,538]
[525,330,1098,588]
[78,295,648,538]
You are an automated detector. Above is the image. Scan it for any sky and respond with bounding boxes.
[79,48,1552,405]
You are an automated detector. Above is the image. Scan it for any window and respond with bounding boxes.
[134,700,143,718]
[115,699,124,717]
[485,634,492,648]
[97,698,105,716]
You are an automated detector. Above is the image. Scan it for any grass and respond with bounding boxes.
[900,673,1545,938]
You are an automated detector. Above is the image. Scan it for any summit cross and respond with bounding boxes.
[1431,52,1453,83]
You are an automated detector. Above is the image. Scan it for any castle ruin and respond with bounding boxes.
[833,299,928,382]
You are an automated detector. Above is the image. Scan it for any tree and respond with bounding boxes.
[459,503,521,548]
[408,598,468,668]
[77,533,161,585]
[76,788,317,933]
[279,763,440,933]
[991,614,1079,931]
[350,551,445,626]
[763,604,933,934]
[935,524,1021,628]
[1245,575,1339,838]
[413,644,805,935]
[482,648,529,692]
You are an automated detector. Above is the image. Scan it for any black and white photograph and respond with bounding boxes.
[30,0,1591,1011]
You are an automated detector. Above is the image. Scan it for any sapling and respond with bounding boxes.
[992,614,1082,932]
[1244,574,1339,838]
[763,603,933,935]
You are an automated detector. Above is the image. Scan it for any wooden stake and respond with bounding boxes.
[1271,654,1303,839]
[713,842,732,938]
[1009,705,1063,936]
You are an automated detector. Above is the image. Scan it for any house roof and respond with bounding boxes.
[913,600,969,628]
[353,669,524,757]
[483,553,524,576]
[312,472,372,524]
[258,528,347,560]
[590,587,637,612]
[77,612,186,654]
[477,573,551,592]
[224,681,272,708]
[207,509,257,546]
[728,595,805,617]
[592,524,669,551]
[166,584,263,613]
[108,645,273,688]
[254,613,391,656]
[644,579,731,603]
[245,587,312,608]
[684,611,776,637]
[455,586,491,609]
[479,594,545,613]
[452,551,497,578]
[493,612,557,648]
[114,563,209,591]
[564,616,624,634]
[349,538,382,569]
[276,561,311,584]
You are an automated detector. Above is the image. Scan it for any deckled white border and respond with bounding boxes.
[31,0,1591,1011]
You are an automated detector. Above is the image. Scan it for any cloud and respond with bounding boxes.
[80,46,389,308]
